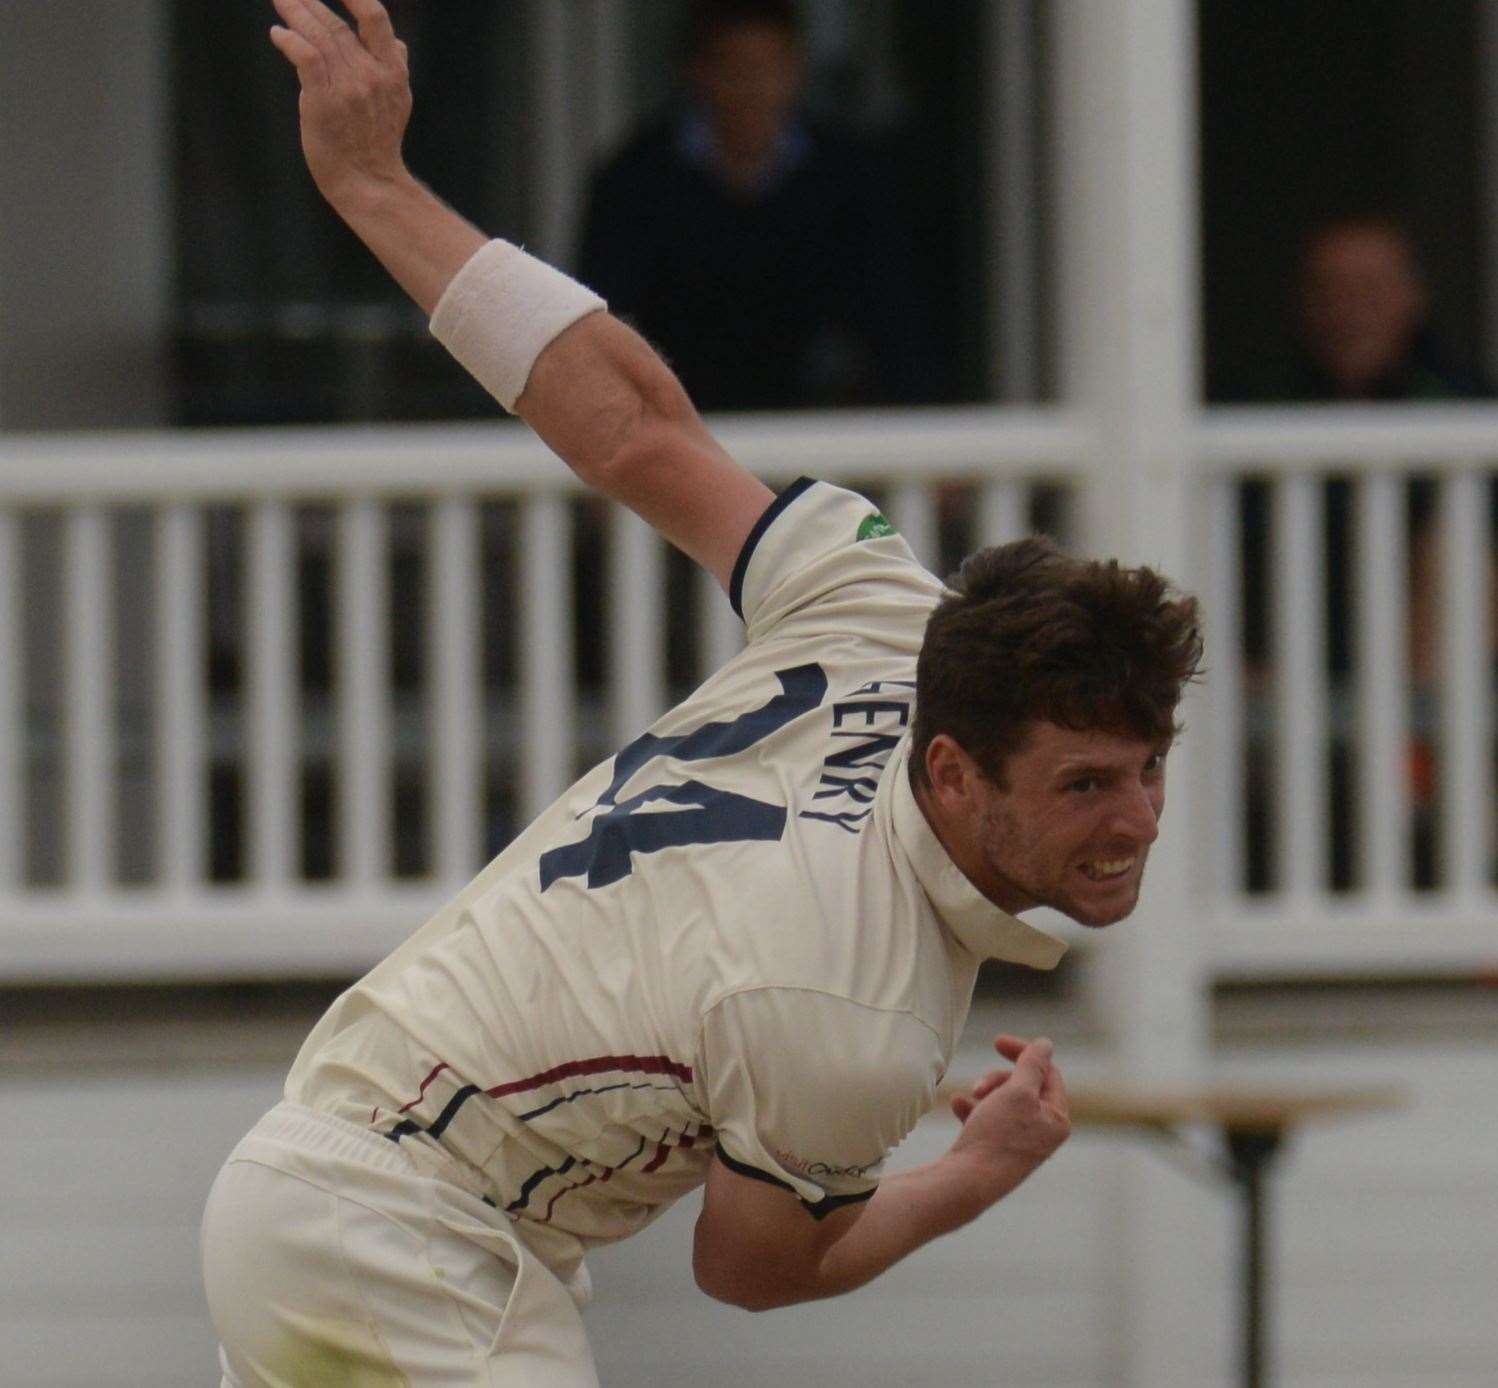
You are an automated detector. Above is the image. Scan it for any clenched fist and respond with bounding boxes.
[946,1034,1071,1194]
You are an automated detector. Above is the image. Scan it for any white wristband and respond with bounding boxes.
[429,239,606,412]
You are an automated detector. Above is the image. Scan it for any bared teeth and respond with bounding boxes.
[1081,857,1134,879]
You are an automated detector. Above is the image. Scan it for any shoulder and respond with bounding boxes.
[1403,334,1493,399]
[732,478,944,642]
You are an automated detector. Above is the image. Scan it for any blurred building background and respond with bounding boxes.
[2,2,1496,1386]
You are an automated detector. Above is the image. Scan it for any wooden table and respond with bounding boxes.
[936,1081,1403,1388]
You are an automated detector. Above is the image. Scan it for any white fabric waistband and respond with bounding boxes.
[242,1100,496,1203]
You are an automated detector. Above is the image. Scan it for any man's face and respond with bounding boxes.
[1298,224,1425,396]
[690,23,804,160]
[967,722,1169,927]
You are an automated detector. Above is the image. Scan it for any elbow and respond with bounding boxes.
[585,403,700,502]
[573,341,697,495]
[695,1277,795,1313]
[693,1255,752,1310]
[693,1257,806,1313]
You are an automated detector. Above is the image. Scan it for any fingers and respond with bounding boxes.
[994,1033,1053,1069]
[271,0,336,43]
[269,23,320,70]
[969,1068,1011,1103]
[1039,1052,1070,1112]
[271,0,378,74]
[953,1062,1016,1123]
[270,0,337,82]
[281,0,352,37]
[953,1036,1061,1123]
[343,0,404,62]
[1010,1036,1055,1092]
[992,1034,1028,1062]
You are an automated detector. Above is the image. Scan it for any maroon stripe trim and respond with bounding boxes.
[484,1053,693,1101]
[641,1134,673,1173]
[398,1061,451,1115]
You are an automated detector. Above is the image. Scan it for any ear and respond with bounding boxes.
[923,734,980,806]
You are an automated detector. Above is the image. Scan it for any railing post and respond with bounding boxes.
[1051,3,1218,1382]
[430,498,483,884]
[519,494,575,822]
[64,507,114,893]
[247,501,299,891]
[336,498,391,888]
[0,512,20,888]
[156,505,207,891]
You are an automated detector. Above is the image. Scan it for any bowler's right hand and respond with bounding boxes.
[947,1034,1071,1192]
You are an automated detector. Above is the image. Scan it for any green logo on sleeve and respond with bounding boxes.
[857,513,896,541]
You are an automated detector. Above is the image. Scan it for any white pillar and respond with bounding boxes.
[525,1,587,267]
[0,0,170,428]
[1053,0,1206,1065]
[585,0,634,157]
[986,0,1041,401]
[1051,3,1221,1383]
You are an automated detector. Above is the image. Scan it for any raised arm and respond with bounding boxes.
[268,0,773,589]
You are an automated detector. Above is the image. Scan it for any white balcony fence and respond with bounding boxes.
[0,405,1493,982]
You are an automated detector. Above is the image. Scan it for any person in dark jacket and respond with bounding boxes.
[576,0,941,412]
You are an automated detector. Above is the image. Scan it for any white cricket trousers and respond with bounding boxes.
[202,1101,601,1387]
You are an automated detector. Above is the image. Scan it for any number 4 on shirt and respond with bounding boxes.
[539,664,827,891]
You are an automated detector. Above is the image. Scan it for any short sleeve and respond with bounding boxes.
[697,987,943,1218]
[729,479,945,647]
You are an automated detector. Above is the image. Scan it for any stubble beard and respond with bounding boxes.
[979,799,1145,928]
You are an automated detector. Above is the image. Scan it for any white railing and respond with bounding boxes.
[1199,406,1497,974]
[0,405,1493,981]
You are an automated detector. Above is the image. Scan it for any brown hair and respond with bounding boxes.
[911,537,1204,788]
[685,0,802,58]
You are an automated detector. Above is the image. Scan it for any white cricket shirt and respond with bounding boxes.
[286,479,1066,1288]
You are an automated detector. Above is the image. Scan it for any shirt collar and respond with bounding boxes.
[887,738,1067,970]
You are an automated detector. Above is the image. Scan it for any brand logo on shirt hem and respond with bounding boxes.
[775,1147,877,1180]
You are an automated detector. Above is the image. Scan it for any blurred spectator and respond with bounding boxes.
[1293,217,1485,402]
[1229,215,1496,888]
[1233,216,1493,679]
[1286,218,1495,686]
[572,0,948,703]
[575,0,943,411]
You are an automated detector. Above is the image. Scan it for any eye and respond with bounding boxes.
[1144,752,1166,774]
[1067,776,1099,794]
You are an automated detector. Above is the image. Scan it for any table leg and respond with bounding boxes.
[1225,1127,1286,1388]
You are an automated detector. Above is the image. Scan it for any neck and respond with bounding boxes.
[910,775,1027,916]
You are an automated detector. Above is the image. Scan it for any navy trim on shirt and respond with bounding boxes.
[729,476,818,621]
[715,1144,877,1221]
